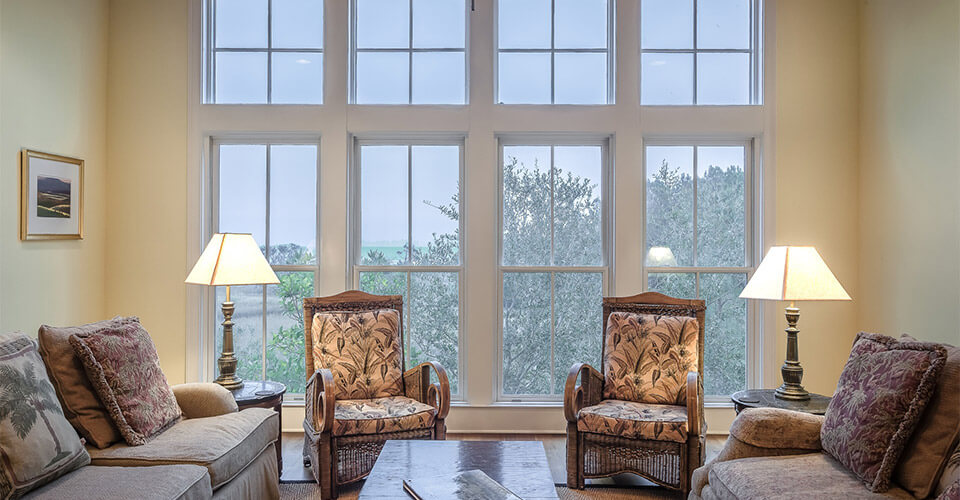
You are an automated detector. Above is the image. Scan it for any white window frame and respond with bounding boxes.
[639,0,763,105]
[494,0,617,105]
[348,0,471,105]
[496,135,613,402]
[205,136,322,400]
[203,0,326,104]
[348,135,467,398]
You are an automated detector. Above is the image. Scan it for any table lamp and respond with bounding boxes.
[739,246,851,400]
[646,246,678,267]
[185,233,279,390]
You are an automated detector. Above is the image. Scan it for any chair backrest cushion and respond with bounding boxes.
[311,309,403,400]
[601,311,699,405]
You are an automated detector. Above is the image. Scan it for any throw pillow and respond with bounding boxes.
[602,311,700,405]
[311,309,404,400]
[37,316,136,448]
[821,332,947,492]
[69,323,181,445]
[895,334,960,499]
[0,332,90,498]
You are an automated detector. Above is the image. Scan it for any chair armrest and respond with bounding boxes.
[563,363,603,423]
[172,383,238,419]
[306,369,336,434]
[686,371,703,436]
[403,362,450,419]
[730,408,824,450]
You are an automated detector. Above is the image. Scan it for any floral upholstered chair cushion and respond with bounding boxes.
[311,309,404,400]
[602,312,699,405]
[821,332,947,493]
[0,332,90,499]
[332,396,436,436]
[577,400,688,443]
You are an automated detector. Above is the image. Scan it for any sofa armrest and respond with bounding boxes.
[172,383,238,419]
[403,362,451,419]
[730,408,824,450]
[563,363,603,423]
[306,369,336,434]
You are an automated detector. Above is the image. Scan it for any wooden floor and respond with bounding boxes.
[280,432,727,485]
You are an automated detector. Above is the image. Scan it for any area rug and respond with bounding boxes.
[279,482,683,499]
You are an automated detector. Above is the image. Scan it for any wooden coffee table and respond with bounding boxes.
[358,440,559,499]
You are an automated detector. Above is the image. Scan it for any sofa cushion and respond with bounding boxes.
[822,332,947,492]
[88,408,277,490]
[24,465,211,500]
[895,334,960,499]
[70,322,182,445]
[0,332,90,499]
[602,312,699,405]
[577,399,688,443]
[333,396,436,436]
[730,408,823,451]
[937,442,960,499]
[37,317,136,449]
[311,309,404,400]
[708,453,914,499]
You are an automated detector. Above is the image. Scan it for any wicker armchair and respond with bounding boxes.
[301,291,450,500]
[564,292,706,495]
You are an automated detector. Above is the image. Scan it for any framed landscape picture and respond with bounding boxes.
[20,149,83,240]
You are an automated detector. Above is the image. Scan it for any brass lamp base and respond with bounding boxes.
[214,293,244,391]
[775,305,810,401]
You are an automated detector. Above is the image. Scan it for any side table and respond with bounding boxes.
[731,389,831,415]
[231,380,286,474]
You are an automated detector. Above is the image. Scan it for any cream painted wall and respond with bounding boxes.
[0,0,109,336]
[105,0,190,383]
[858,0,960,346]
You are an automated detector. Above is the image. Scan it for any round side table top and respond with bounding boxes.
[230,380,286,404]
[731,389,831,415]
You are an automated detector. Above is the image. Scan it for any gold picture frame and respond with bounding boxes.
[20,149,84,240]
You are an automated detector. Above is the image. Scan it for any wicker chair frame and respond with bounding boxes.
[564,292,706,496]
[301,291,450,500]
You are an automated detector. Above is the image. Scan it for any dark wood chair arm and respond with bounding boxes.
[563,363,604,423]
[686,370,703,436]
[306,368,336,434]
[403,362,451,419]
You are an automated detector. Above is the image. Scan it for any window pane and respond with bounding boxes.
[553,272,602,394]
[645,146,693,266]
[215,285,263,382]
[555,0,607,49]
[700,273,747,396]
[553,146,602,265]
[412,52,465,105]
[271,52,323,104]
[502,272,551,395]
[554,53,607,105]
[266,272,313,393]
[648,272,696,299]
[215,52,268,104]
[411,146,460,265]
[413,0,465,48]
[271,0,323,49]
[216,0,267,48]
[270,145,318,265]
[359,271,408,299]
[219,145,267,248]
[498,52,551,104]
[641,0,693,49]
[356,0,409,48]
[697,0,750,50]
[361,146,409,264]
[697,146,745,266]
[502,146,551,266]
[697,52,750,105]
[409,272,459,393]
[356,52,410,104]
[641,53,693,105]
[498,0,550,49]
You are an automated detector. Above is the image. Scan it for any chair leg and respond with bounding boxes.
[302,433,311,467]
[435,419,446,440]
[566,423,584,489]
[315,434,336,500]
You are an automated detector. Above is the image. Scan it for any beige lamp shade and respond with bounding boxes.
[185,233,279,286]
[646,246,678,267]
[740,246,851,301]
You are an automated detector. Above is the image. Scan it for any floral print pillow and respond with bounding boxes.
[821,332,947,492]
[312,309,403,400]
[602,312,699,405]
[70,323,181,446]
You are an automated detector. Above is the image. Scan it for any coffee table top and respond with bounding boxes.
[359,440,559,499]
